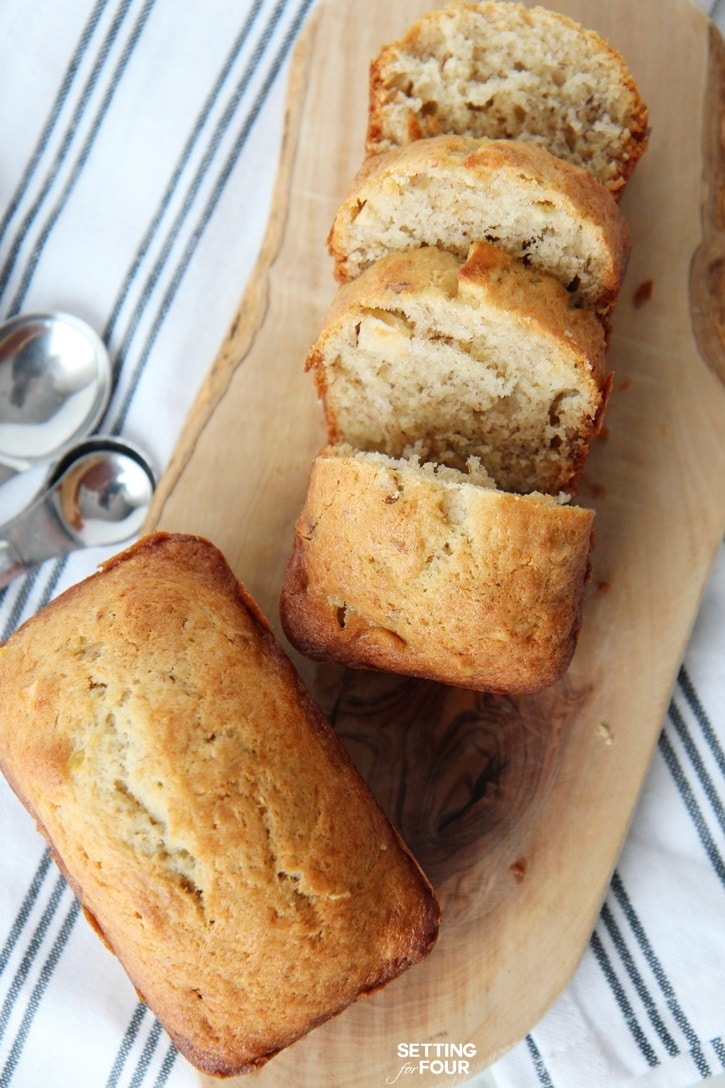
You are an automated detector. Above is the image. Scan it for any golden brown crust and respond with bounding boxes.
[280,450,594,694]
[366,1,650,194]
[0,532,439,1076]
[328,135,630,314]
[459,242,609,379]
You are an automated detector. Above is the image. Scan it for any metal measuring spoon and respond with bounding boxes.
[0,312,111,483]
[0,436,156,588]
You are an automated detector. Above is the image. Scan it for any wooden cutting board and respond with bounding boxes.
[145,0,725,1084]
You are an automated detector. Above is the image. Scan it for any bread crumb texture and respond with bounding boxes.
[0,533,439,1076]
[281,449,594,693]
[308,244,610,495]
[366,1,649,193]
[329,135,630,314]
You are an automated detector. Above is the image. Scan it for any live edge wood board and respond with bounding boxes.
[144,0,725,1084]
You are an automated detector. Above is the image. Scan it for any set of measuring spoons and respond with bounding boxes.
[0,312,156,588]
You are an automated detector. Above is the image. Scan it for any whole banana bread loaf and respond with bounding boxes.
[0,532,440,1076]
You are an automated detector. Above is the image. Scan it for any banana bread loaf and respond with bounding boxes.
[0,532,440,1076]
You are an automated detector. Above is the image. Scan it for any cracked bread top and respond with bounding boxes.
[366,1,649,195]
[280,446,594,693]
[0,532,439,1077]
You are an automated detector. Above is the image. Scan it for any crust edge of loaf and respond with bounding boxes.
[280,451,595,696]
[0,532,442,1078]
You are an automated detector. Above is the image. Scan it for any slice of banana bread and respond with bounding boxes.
[308,242,611,495]
[328,135,630,319]
[366,1,649,195]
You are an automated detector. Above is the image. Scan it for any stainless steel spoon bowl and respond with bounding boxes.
[0,312,111,478]
[0,436,156,588]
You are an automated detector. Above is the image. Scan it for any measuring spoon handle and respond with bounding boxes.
[0,462,18,487]
[0,539,26,589]
[0,493,76,588]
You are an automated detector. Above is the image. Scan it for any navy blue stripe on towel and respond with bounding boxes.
[678,665,725,779]
[0,852,52,980]
[525,1033,555,1087]
[0,0,137,305]
[106,1009,177,1088]
[128,1018,164,1088]
[103,0,269,363]
[589,929,660,1068]
[659,729,725,887]
[106,1003,149,1088]
[599,901,679,1058]
[609,872,711,1078]
[111,0,315,435]
[152,1045,177,1088]
[0,875,68,1050]
[668,699,725,834]
[1,899,81,1086]
[712,1036,725,1070]
[1,557,68,645]
[0,0,110,250]
[6,0,158,317]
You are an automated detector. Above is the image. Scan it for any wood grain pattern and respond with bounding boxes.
[143,0,725,1084]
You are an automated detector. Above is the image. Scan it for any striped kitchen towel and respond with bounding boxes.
[0,2,723,1088]
[0,2,317,1086]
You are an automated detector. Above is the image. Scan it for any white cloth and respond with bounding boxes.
[0,2,722,1087]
